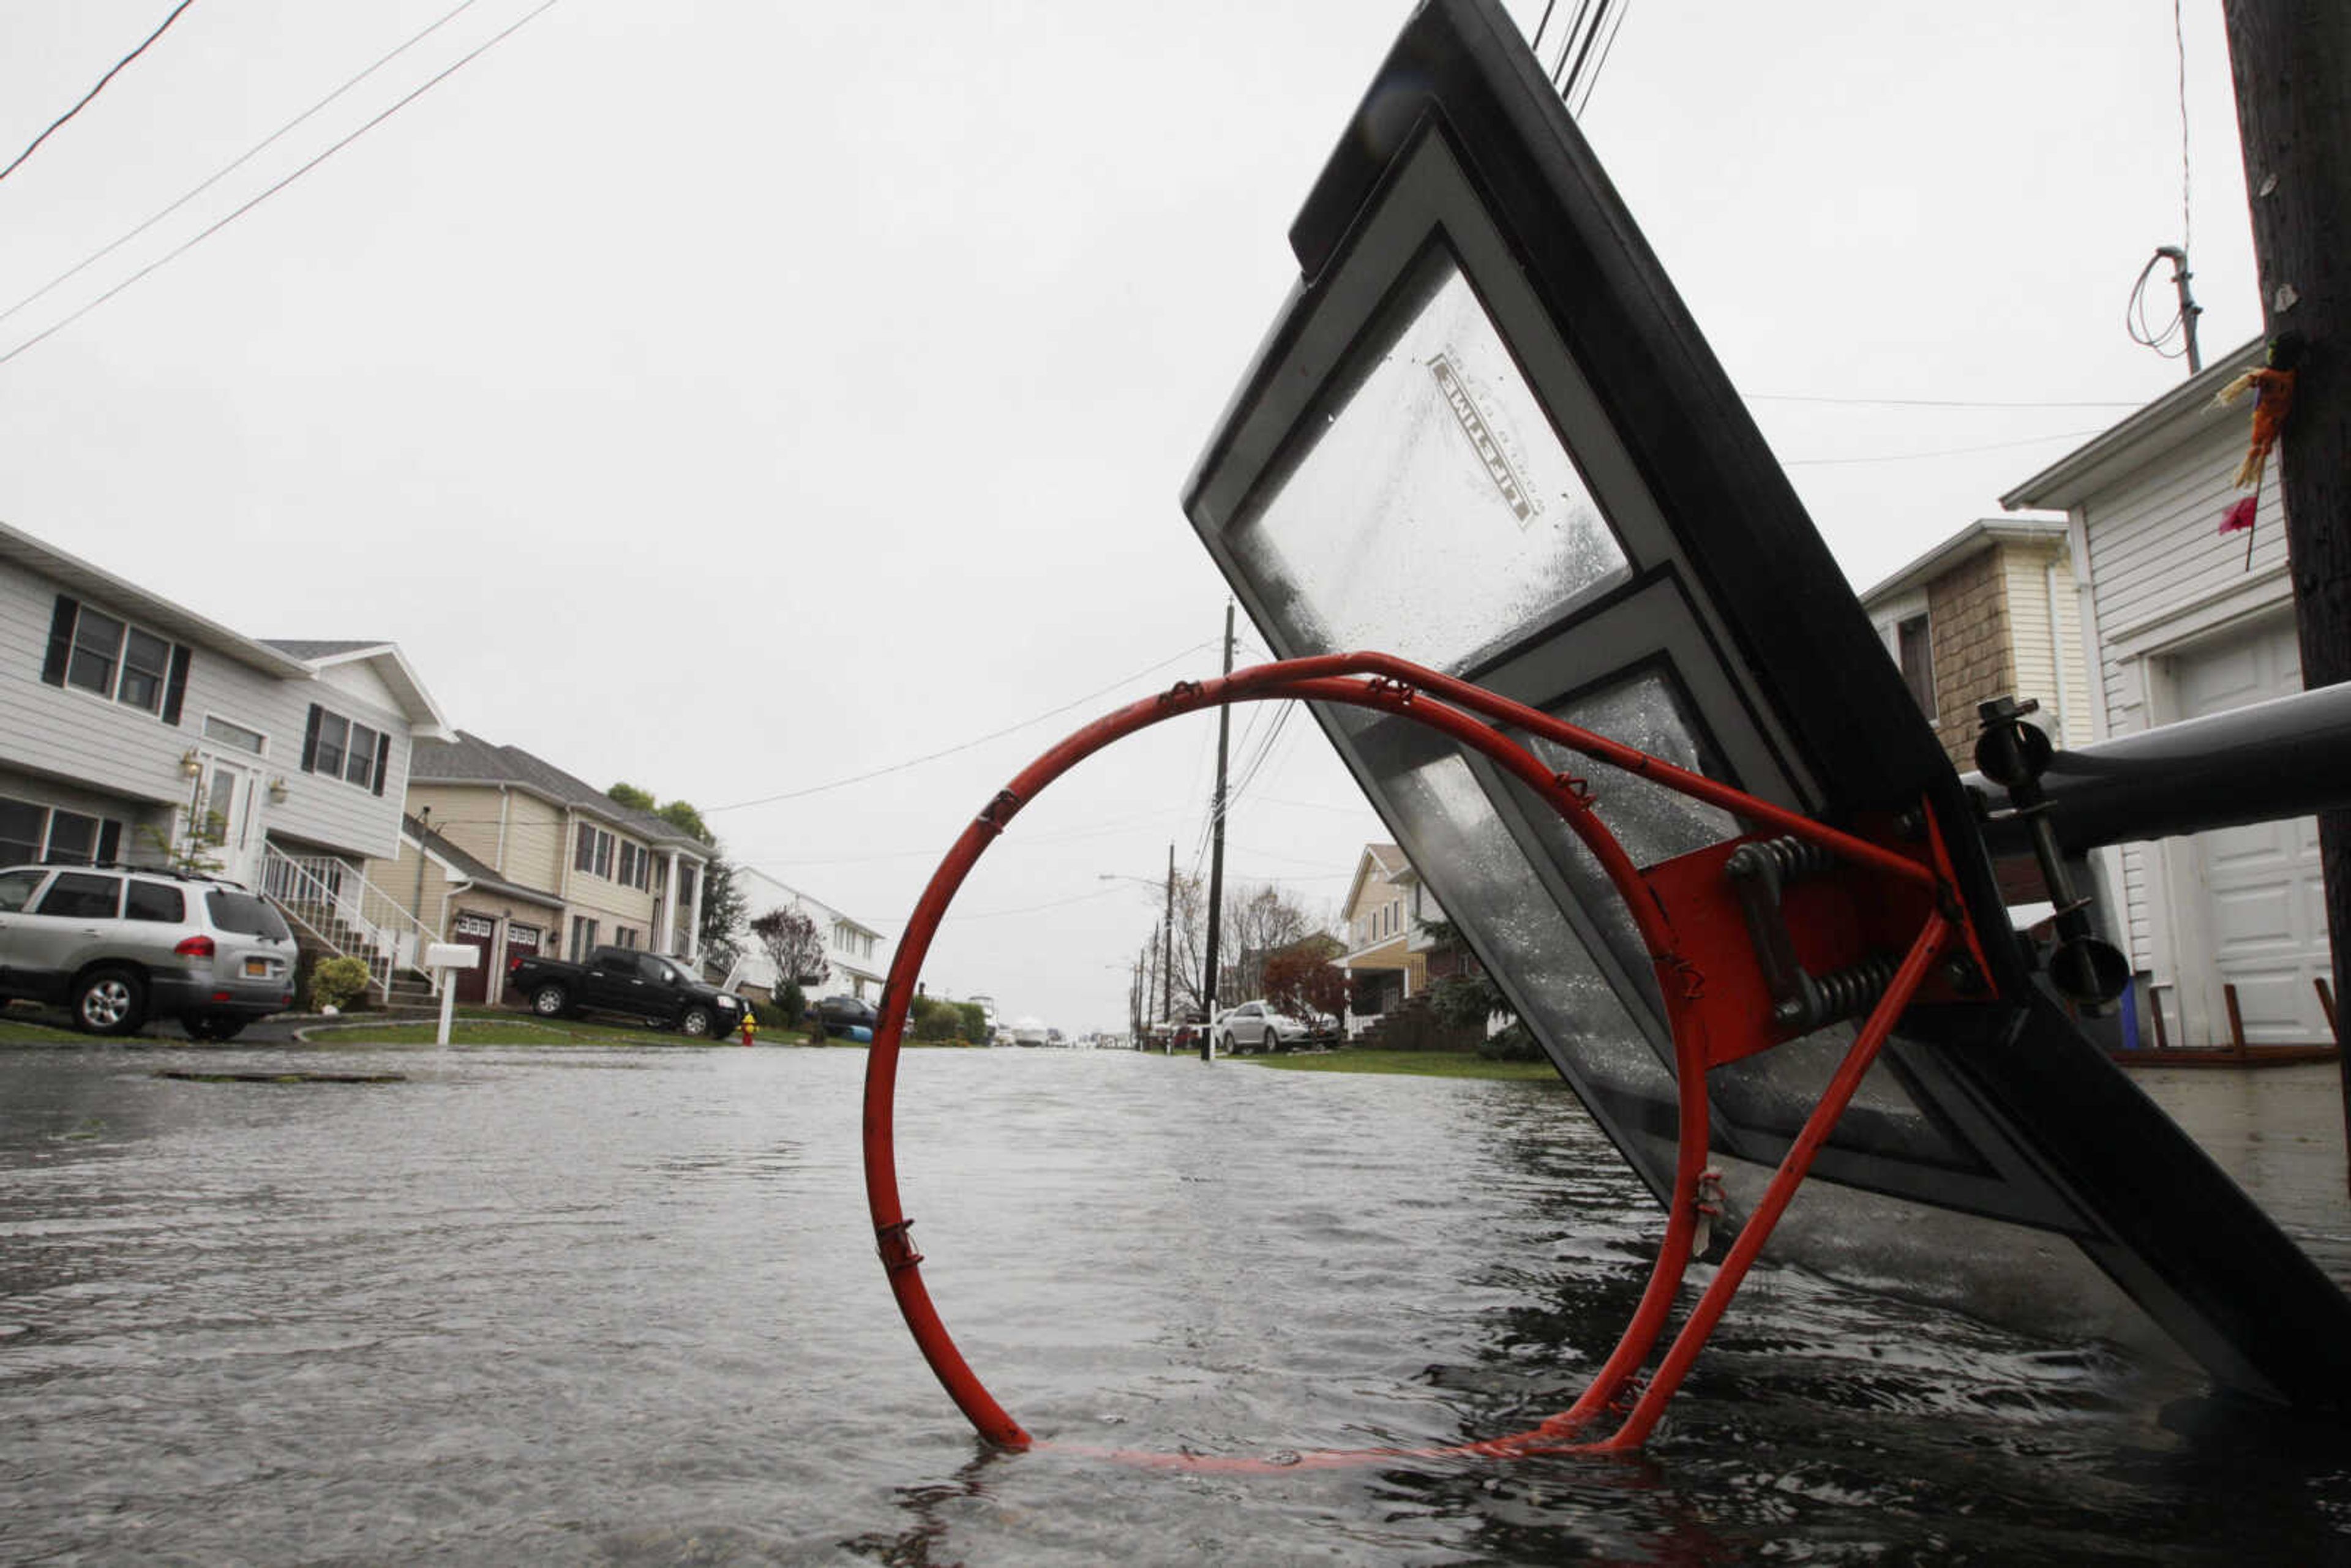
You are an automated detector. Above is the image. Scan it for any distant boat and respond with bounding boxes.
[1009,1016,1049,1047]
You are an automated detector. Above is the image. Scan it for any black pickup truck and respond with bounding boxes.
[508,945,746,1038]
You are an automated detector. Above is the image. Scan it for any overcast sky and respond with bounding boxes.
[0,1,2263,1033]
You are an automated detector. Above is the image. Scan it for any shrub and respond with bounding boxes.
[778,980,806,1027]
[1477,1021,1546,1062]
[309,956,372,1011]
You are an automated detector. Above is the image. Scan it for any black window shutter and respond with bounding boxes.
[159,645,192,725]
[40,596,78,686]
[372,732,391,797]
[97,820,122,863]
[301,705,322,773]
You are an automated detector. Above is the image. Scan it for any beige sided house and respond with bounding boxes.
[1857,517,2095,772]
[364,731,714,1000]
[1340,843,1419,1037]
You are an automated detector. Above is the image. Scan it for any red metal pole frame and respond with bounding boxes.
[863,653,1968,1466]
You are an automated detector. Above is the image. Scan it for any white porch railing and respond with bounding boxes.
[261,843,442,1003]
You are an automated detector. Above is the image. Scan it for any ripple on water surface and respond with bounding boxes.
[1,1043,2346,1565]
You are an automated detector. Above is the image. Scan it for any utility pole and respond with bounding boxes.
[1162,842,1176,1032]
[1130,948,1144,1041]
[1201,601,1236,1060]
[2222,0,2351,1186]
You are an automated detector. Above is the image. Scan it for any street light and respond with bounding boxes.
[1098,844,1177,1032]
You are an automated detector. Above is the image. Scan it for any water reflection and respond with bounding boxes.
[1,1043,2344,1564]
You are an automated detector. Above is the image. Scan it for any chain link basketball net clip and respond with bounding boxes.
[863,651,1990,1466]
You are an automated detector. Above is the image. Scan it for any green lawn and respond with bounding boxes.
[0,1016,89,1046]
[1235,1048,1564,1082]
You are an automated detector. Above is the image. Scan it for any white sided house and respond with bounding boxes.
[0,521,455,996]
[728,865,887,1003]
[2002,339,2327,1048]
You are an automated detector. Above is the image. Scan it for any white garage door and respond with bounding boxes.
[2172,613,2330,1045]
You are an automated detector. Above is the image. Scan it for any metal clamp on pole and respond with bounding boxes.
[1974,696,2129,1009]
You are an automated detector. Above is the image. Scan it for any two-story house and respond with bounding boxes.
[1340,842,1417,1035]
[726,865,888,1003]
[1,521,454,994]
[1857,517,2096,770]
[2001,339,2329,1049]
[366,730,714,996]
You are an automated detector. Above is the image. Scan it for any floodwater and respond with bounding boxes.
[3,1043,2349,1566]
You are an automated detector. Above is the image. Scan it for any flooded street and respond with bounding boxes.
[4,1043,2349,1565]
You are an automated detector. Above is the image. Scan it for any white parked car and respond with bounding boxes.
[1214,1000,1322,1054]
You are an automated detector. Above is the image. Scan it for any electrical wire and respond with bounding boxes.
[1782,427,2105,468]
[1,0,486,329]
[1567,0,1632,119]
[2126,1,2196,367]
[2173,0,2192,261]
[0,0,566,370]
[1745,391,2142,410]
[1557,0,1614,110]
[2126,250,2187,361]
[1529,0,1562,58]
[705,639,1218,812]
[0,1,198,186]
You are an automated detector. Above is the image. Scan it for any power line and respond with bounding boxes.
[1,0,486,330]
[705,639,1218,813]
[0,1,199,186]
[1782,428,2105,468]
[2173,0,2193,260]
[1567,0,1632,119]
[0,0,566,370]
[1744,391,2142,411]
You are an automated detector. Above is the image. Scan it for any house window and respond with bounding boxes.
[569,915,601,961]
[202,715,267,756]
[42,596,189,723]
[576,824,617,879]
[345,723,379,789]
[315,713,346,777]
[64,607,171,715]
[1896,613,1935,718]
[302,705,389,793]
[0,801,43,866]
[615,926,640,949]
[0,798,122,868]
[617,842,649,891]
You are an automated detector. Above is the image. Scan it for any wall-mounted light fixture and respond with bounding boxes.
[179,749,203,779]
[268,776,290,804]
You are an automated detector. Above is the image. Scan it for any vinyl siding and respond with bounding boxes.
[2079,418,2294,980]
[732,866,888,994]
[1997,540,2092,749]
[404,783,567,896]
[0,559,408,860]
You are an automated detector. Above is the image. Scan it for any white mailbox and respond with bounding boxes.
[426,942,480,969]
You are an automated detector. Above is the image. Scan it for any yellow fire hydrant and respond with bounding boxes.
[740,1006,758,1048]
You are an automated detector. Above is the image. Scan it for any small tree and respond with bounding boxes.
[750,906,828,994]
[1261,934,1347,1022]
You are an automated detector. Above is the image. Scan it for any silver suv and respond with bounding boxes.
[0,865,298,1040]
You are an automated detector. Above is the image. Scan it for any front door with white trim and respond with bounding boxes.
[197,751,266,888]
